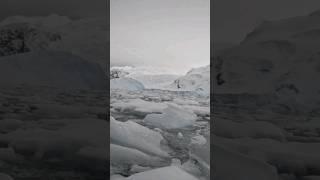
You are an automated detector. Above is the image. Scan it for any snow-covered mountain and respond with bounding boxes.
[214,9,320,108]
[169,65,210,95]
[0,14,108,70]
[110,66,180,89]
[110,65,210,94]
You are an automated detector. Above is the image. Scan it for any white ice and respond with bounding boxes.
[144,103,197,129]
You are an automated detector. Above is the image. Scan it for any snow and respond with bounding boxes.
[110,117,169,157]
[111,88,210,179]
[190,135,210,178]
[110,78,144,91]
[181,160,203,177]
[171,158,182,166]
[111,175,126,180]
[110,65,210,93]
[110,66,180,89]
[130,74,180,89]
[130,165,152,174]
[177,132,184,139]
[122,166,199,180]
[191,135,207,145]
[144,103,197,129]
[112,99,167,114]
[183,105,210,117]
[168,65,210,96]
[110,144,165,167]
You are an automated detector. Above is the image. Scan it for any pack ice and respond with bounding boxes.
[144,103,197,129]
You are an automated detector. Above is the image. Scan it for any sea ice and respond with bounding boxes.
[112,99,167,114]
[110,144,166,167]
[124,166,199,180]
[144,103,197,129]
[110,117,169,157]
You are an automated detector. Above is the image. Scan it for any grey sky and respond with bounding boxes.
[214,0,320,44]
[111,0,210,74]
[0,0,105,20]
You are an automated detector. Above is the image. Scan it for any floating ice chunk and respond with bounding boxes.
[183,105,210,116]
[144,104,197,129]
[171,158,182,166]
[110,144,165,167]
[190,137,210,178]
[112,99,167,114]
[182,159,203,177]
[177,132,184,139]
[111,78,144,91]
[125,166,199,180]
[173,98,199,106]
[110,174,126,180]
[130,165,152,174]
[0,173,14,180]
[191,135,207,145]
[110,117,168,157]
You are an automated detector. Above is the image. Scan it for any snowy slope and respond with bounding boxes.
[0,51,106,89]
[169,65,210,95]
[214,10,320,107]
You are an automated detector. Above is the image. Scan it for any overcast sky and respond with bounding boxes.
[111,0,210,74]
[214,0,320,44]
